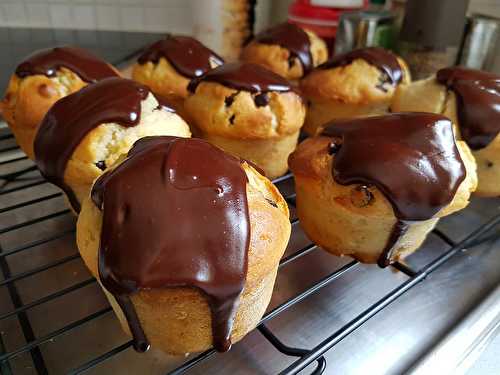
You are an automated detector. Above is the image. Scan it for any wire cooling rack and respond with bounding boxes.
[0,123,499,375]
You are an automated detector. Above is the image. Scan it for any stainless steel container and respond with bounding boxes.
[334,10,396,54]
[458,14,500,71]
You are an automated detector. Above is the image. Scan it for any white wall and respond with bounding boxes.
[0,0,499,32]
[0,0,193,33]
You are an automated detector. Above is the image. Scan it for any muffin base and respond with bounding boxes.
[294,175,439,264]
[202,131,300,179]
[303,99,390,136]
[100,268,277,355]
[473,140,500,197]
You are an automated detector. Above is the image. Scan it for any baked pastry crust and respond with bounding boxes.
[76,161,291,354]
[288,135,477,263]
[64,93,191,209]
[184,72,305,179]
[241,29,328,80]
[391,76,500,197]
[300,55,410,135]
[185,81,305,140]
[132,54,221,103]
[1,68,88,159]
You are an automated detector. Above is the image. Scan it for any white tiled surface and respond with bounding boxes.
[0,0,194,33]
[0,0,499,34]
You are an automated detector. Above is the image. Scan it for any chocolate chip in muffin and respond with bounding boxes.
[224,92,238,107]
[265,197,278,208]
[95,160,107,171]
[350,185,374,208]
[375,72,390,93]
[229,114,236,125]
[254,93,269,107]
[328,141,341,155]
[486,160,494,168]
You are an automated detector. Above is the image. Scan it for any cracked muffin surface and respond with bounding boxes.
[34,77,191,212]
[241,22,328,80]
[1,46,120,159]
[300,47,410,135]
[184,63,305,179]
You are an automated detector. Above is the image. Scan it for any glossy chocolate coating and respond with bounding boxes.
[318,47,403,85]
[188,62,294,94]
[137,35,224,78]
[15,46,118,82]
[322,113,466,267]
[91,136,250,353]
[34,78,159,212]
[252,22,313,74]
[437,67,500,150]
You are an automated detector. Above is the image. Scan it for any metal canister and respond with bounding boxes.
[458,14,500,71]
[398,0,468,79]
[334,10,396,55]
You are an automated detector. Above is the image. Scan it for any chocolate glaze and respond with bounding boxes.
[34,78,161,212]
[322,113,466,267]
[91,136,250,353]
[436,67,500,150]
[137,35,224,78]
[15,46,118,82]
[252,23,313,74]
[188,62,294,94]
[318,47,403,85]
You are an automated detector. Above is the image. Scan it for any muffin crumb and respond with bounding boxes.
[350,185,374,208]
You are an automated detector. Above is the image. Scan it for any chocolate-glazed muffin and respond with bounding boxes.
[76,136,291,354]
[289,113,477,266]
[1,46,120,159]
[392,67,500,197]
[241,22,328,80]
[34,77,191,213]
[300,47,411,135]
[132,35,224,108]
[184,62,305,179]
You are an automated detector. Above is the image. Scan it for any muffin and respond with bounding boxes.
[300,47,411,135]
[184,62,305,179]
[132,35,224,110]
[241,22,328,80]
[76,136,291,354]
[391,67,500,197]
[1,46,120,159]
[289,113,477,266]
[34,77,191,213]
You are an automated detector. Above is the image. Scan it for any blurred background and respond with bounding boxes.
[0,0,498,76]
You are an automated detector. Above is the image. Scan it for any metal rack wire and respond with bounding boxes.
[0,129,499,375]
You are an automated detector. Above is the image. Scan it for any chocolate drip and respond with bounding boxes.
[188,62,294,94]
[436,67,500,150]
[318,47,403,85]
[377,221,409,268]
[322,113,466,266]
[137,35,224,78]
[34,78,153,212]
[15,46,118,82]
[252,23,313,74]
[91,136,250,352]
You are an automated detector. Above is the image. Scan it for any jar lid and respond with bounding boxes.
[289,0,364,24]
[309,0,365,7]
